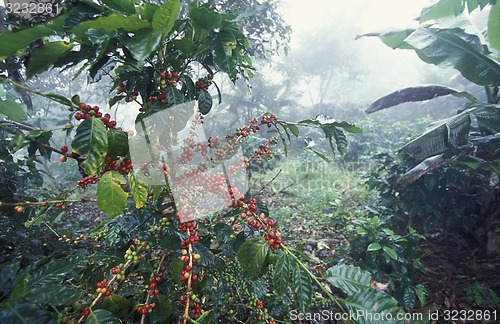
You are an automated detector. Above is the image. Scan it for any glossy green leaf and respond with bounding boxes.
[26,41,74,79]
[101,294,131,319]
[107,129,129,158]
[101,0,135,14]
[96,171,128,218]
[414,284,428,307]
[333,127,347,155]
[324,264,371,295]
[383,246,398,260]
[237,237,269,276]
[367,242,382,251]
[0,26,54,56]
[198,88,213,115]
[291,260,312,313]
[272,251,290,297]
[0,99,27,121]
[474,105,500,134]
[404,28,500,86]
[488,3,500,51]
[0,302,54,324]
[211,29,238,79]
[25,284,82,306]
[83,14,151,32]
[152,0,180,35]
[86,309,120,324]
[128,172,148,209]
[403,286,416,310]
[166,85,184,106]
[344,287,404,324]
[29,255,82,288]
[71,117,108,175]
[122,28,162,62]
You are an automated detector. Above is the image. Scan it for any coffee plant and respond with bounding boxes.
[0,0,411,323]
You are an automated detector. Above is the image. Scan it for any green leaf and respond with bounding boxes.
[26,41,74,79]
[383,246,398,260]
[403,286,416,310]
[198,88,213,115]
[273,251,291,297]
[401,108,473,159]
[108,95,125,107]
[0,261,20,289]
[121,28,162,62]
[11,273,29,300]
[29,255,82,288]
[128,172,148,209]
[291,260,312,313]
[324,264,371,295]
[414,284,428,307]
[100,0,135,14]
[367,242,382,252]
[418,0,465,23]
[25,284,82,306]
[106,129,129,158]
[0,302,54,324]
[237,237,269,276]
[101,294,131,319]
[189,5,222,30]
[96,171,128,218]
[152,0,181,35]
[210,29,238,79]
[0,99,27,121]
[72,117,108,175]
[344,287,404,324]
[191,310,217,324]
[150,295,172,323]
[333,127,347,155]
[83,14,151,32]
[166,85,184,106]
[488,3,500,51]
[0,26,54,57]
[86,309,120,324]
[403,27,500,86]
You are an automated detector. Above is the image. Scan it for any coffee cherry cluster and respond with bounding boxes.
[261,113,278,127]
[95,278,112,296]
[124,246,140,265]
[195,77,210,90]
[147,274,162,297]
[101,156,133,175]
[136,302,156,315]
[116,82,139,103]
[149,217,171,239]
[14,205,25,214]
[75,102,117,129]
[239,198,282,250]
[178,219,200,251]
[265,230,282,250]
[160,70,179,88]
[77,174,98,187]
[249,293,276,324]
[111,265,125,281]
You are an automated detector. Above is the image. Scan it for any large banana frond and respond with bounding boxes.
[366,85,459,113]
[400,110,471,159]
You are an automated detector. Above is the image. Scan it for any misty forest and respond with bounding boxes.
[0,0,499,323]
